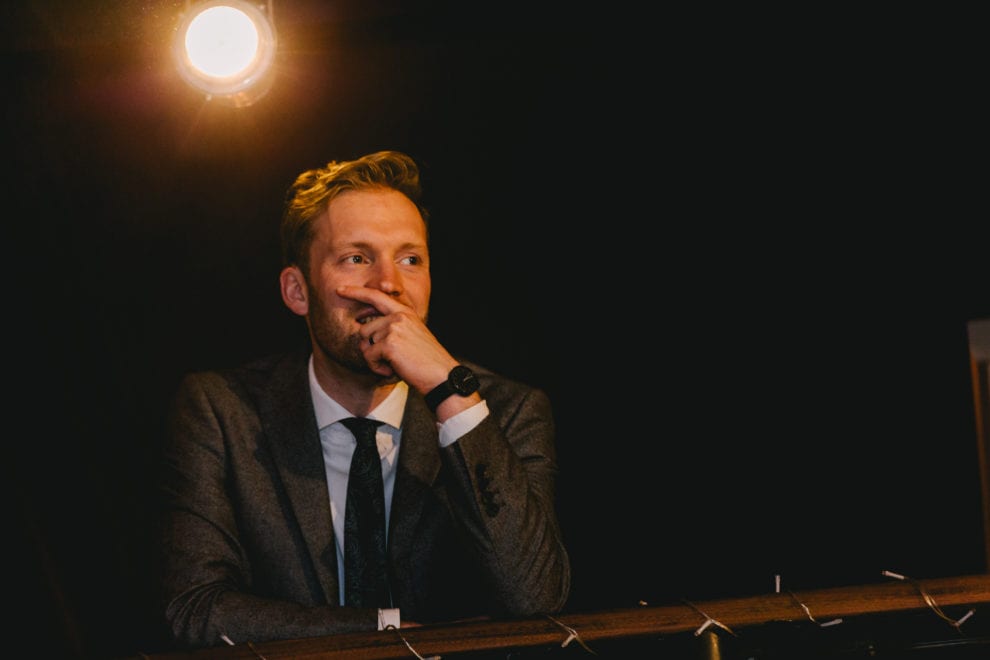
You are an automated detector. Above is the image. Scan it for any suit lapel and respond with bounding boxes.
[388,395,442,563]
[254,353,340,605]
[248,356,442,606]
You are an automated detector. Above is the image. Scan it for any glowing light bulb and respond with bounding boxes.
[173,0,277,107]
[185,6,260,79]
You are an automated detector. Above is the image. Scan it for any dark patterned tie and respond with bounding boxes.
[340,417,388,608]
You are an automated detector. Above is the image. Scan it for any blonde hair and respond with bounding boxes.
[280,150,429,273]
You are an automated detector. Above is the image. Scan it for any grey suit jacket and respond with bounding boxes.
[159,351,570,649]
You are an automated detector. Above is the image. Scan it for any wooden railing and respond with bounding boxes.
[131,573,990,659]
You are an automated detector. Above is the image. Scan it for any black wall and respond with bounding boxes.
[6,3,987,658]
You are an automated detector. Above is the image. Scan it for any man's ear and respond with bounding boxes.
[280,265,309,317]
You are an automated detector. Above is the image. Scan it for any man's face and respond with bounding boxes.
[303,188,431,375]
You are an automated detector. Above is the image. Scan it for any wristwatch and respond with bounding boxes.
[424,365,480,412]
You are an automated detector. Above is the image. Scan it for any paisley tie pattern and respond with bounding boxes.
[340,417,388,608]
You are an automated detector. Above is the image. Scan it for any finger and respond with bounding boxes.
[365,346,395,378]
[336,285,408,315]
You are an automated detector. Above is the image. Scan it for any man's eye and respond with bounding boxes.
[401,256,421,266]
[346,255,365,264]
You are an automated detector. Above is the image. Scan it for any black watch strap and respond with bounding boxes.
[425,365,479,413]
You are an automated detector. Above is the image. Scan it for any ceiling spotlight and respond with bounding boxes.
[173,0,277,107]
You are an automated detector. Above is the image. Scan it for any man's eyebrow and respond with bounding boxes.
[333,240,428,252]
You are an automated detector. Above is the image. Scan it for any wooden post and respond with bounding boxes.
[968,318,990,571]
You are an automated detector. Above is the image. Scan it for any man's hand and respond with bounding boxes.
[337,285,457,393]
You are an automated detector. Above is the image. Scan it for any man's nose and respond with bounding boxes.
[370,262,402,296]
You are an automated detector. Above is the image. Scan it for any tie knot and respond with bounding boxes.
[341,417,384,442]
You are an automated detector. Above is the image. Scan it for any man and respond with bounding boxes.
[159,150,570,649]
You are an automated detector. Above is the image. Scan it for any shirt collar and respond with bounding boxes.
[308,354,408,431]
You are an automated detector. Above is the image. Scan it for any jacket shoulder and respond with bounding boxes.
[459,359,552,416]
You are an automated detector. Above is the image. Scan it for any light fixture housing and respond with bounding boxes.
[173,0,277,107]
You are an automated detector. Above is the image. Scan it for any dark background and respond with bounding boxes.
[5,2,987,658]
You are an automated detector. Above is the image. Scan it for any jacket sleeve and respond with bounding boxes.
[158,372,376,649]
[440,380,571,616]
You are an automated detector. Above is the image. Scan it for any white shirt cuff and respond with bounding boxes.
[437,399,489,447]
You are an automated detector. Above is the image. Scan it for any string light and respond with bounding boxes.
[882,570,976,632]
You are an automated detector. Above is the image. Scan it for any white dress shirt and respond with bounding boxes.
[307,356,489,624]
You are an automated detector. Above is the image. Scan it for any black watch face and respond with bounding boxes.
[450,365,479,394]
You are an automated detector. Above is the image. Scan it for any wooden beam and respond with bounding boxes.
[133,573,990,659]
